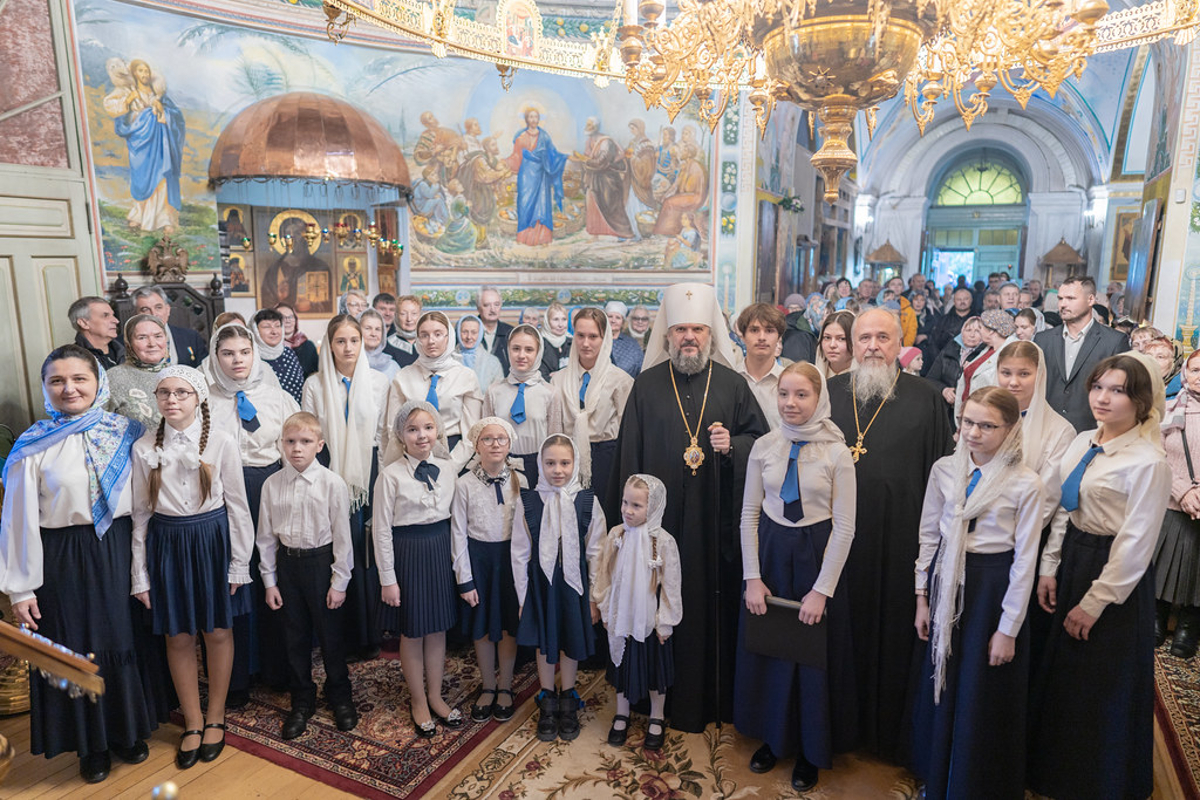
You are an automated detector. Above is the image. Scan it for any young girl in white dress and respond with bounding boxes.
[485,324,561,486]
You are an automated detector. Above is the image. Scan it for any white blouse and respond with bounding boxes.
[130,418,255,595]
[256,461,353,592]
[381,363,482,469]
[301,369,390,451]
[916,456,1044,637]
[740,431,857,598]
[450,469,523,590]
[1030,412,1077,530]
[1039,427,1172,618]
[548,367,633,442]
[512,495,607,605]
[208,384,300,468]
[371,453,456,587]
[483,381,562,456]
[1,437,134,605]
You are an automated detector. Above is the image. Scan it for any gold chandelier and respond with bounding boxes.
[320,0,1200,202]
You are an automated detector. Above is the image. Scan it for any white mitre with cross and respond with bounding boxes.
[642,282,739,369]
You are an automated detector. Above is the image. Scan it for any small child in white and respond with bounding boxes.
[590,474,682,751]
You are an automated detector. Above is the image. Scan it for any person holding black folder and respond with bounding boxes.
[735,361,858,792]
[912,387,1043,800]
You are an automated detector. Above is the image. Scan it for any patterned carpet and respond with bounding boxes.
[1154,648,1200,797]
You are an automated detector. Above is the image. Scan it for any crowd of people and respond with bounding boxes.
[0,272,1189,800]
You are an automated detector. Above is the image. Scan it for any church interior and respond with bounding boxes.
[3,0,1200,795]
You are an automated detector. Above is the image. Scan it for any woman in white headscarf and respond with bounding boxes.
[1029,353,1171,800]
[456,314,504,390]
[484,324,561,486]
[735,361,857,792]
[548,307,633,502]
[381,310,482,469]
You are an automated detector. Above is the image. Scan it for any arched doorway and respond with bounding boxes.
[923,150,1029,286]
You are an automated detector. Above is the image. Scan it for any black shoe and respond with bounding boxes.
[110,739,149,765]
[226,689,250,710]
[791,756,818,792]
[432,707,465,730]
[198,722,226,762]
[176,729,203,770]
[492,688,516,722]
[535,689,559,741]
[749,743,777,773]
[281,709,312,740]
[471,689,496,722]
[333,704,358,732]
[607,714,630,746]
[79,751,111,783]
[643,718,666,751]
[1157,601,1172,648]
[557,688,581,741]
[1172,607,1200,659]
[412,716,437,738]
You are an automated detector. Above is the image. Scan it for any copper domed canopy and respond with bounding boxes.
[208,92,410,189]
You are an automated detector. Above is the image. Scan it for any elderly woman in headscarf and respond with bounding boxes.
[954,309,1018,422]
[456,314,504,390]
[803,293,827,332]
[337,290,369,319]
[107,313,172,427]
[360,309,402,383]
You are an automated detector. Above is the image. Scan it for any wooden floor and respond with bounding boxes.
[0,710,1188,799]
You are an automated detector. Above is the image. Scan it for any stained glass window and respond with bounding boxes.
[934,162,1025,206]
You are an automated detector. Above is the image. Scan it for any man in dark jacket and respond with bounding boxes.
[931,288,973,352]
[781,309,817,364]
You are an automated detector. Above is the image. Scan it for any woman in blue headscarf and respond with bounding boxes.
[456,314,504,390]
[1,344,163,783]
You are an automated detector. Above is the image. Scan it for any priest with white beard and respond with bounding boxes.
[605,282,769,733]
[826,307,953,764]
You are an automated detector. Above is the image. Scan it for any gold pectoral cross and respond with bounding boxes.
[849,435,867,463]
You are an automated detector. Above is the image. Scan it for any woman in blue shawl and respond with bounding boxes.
[0,344,163,783]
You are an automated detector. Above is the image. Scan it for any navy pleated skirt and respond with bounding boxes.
[147,507,244,636]
[912,550,1028,800]
[733,517,857,767]
[590,439,617,501]
[377,520,458,638]
[30,518,157,759]
[462,538,519,642]
[236,462,284,680]
[607,635,674,704]
[1028,524,1155,800]
[514,452,539,489]
[1155,508,1200,606]
[516,554,595,664]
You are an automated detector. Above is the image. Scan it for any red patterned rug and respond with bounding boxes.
[1154,648,1200,797]
[210,646,542,799]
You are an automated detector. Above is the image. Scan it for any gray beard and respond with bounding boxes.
[855,362,898,406]
[668,341,710,375]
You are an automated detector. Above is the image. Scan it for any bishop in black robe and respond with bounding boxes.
[605,358,768,733]
[827,370,953,763]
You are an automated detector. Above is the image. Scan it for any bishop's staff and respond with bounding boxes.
[708,420,728,729]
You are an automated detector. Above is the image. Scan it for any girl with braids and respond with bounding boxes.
[484,324,562,486]
[206,322,299,703]
[912,386,1044,800]
[1,345,159,784]
[131,365,254,770]
[452,417,527,722]
[302,313,389,661]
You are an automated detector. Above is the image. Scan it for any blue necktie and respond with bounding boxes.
[966,468,982,499]
[414,460,440,490]
[426,373,440,410]
[1061,444,1104,512]
[487,475,506,504]
[511,383,527,425]
[236,390,260,432]
[341,377,351,421]
[579,372,590,410]
[780,441,805,523]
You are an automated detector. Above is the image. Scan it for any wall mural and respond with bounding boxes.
[73,0,716,306]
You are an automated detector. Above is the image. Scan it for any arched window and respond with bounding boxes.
[934,161,1025,206]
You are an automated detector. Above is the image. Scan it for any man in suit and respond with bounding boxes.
[477,285,512,373]
[132,285,208,367]
[1034,275,1130,432]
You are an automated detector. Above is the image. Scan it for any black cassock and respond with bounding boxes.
[605,360,768,733]
[827,371,953,763]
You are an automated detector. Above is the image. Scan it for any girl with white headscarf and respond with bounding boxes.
[590,473,681,751]
[206,322,300,697]
[381,310,483,470]
[484,324,562,486]
[452,417,527,723]
[735,362,857,791]
[1029,353,1171,800]
[912,386,1043,800]
[511,434,608,743]
[548,307,633,500]
[301,314,390,661]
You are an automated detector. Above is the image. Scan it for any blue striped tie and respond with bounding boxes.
[236,390,260,432]
[1061,445,1104,512]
